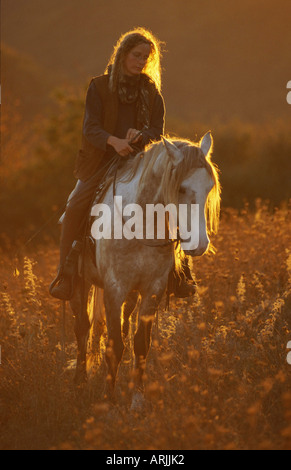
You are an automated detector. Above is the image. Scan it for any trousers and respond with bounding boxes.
[59,160,116,265]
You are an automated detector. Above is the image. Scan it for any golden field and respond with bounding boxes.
[1,202,291,450]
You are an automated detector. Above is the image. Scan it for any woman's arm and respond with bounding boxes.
[107,135,133,157]
[83,80,111,151]
[141,93,165,146]
[83,80,134,157]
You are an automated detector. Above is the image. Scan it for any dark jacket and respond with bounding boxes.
[74,73,165,182]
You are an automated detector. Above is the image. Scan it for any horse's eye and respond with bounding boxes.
[179,187,186,194]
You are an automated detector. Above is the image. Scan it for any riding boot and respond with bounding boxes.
[49,240,83,300]
[168,258,197,298]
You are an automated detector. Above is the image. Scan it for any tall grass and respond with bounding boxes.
[0,202,291,450]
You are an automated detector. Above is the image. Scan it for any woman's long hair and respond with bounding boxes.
[105,27,164,93]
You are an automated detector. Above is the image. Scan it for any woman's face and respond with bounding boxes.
[123,42,151,76]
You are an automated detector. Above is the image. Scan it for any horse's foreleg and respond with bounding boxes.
[104,292,125,401]
[133,295,158,391]
[71,279,91,385]
[122,291,139,338]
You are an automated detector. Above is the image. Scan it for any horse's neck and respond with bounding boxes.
[118,165,143,204]
[116,163,162,206]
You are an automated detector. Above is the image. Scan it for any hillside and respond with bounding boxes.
[1,43,54,120]
[2,0,291,124]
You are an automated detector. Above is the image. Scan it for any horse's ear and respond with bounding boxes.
[200,131,213,156]
[162,136,183,166]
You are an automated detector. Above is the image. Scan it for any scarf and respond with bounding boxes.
[117,72,150,129]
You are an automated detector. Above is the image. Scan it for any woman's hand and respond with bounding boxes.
[107,136,134,157]
[126,128,142,143]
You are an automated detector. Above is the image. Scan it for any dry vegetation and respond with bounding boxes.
[1,201,291,450]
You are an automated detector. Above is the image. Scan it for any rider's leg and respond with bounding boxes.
[59,180,93,264]
[50,177,100,300]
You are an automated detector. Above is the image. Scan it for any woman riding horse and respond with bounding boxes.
[50,28,195,300]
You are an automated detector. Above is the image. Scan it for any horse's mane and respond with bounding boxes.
[102,136,221,243]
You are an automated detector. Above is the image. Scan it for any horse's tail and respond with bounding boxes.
[87,286,106,372]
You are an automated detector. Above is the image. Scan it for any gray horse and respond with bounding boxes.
[70,132,221,406]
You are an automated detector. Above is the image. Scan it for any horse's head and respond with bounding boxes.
[162,132,220,257]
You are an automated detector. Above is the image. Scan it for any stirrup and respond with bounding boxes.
[173,278,196,298]
[49,267,63,294]
[167,265,197,299]
[49,267,74,300]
